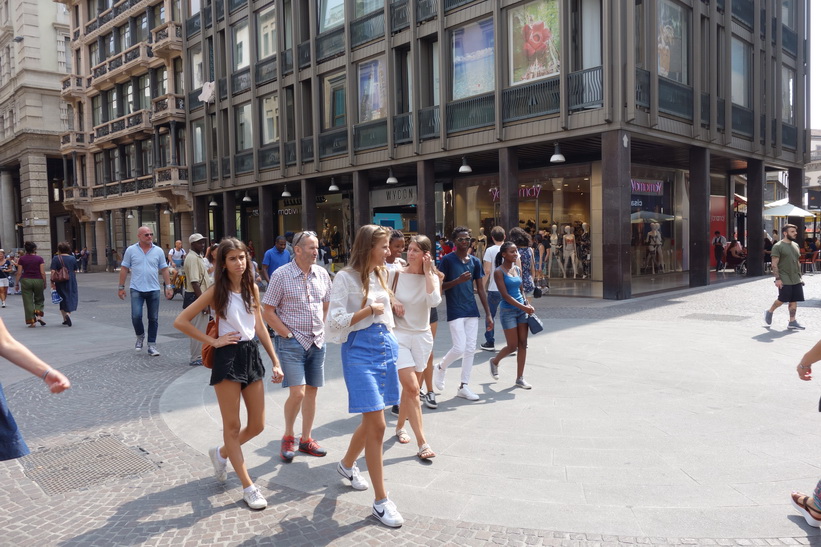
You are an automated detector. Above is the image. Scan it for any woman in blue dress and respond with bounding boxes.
[50,242,79,327]
[510,228,535,295]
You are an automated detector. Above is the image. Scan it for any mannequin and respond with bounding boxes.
[549,224,564,278]
[579,222,591,279]
[644,222,663,274]
[476,227,487,258]
[562,225,578,278]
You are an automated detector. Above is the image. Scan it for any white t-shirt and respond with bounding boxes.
[483,244,501,291]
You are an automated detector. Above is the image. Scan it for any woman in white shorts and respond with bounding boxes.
[0,249,10,307]
[390,235,441,459]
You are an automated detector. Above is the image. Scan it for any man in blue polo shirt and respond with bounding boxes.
[261,236,291,283]
[434,226,493,401]
[117,226,173,356]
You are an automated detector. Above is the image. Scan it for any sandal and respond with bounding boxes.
[417,443,436,460]
[791,492,821,528]
[395,428,410,444]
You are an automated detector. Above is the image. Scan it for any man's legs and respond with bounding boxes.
[789,301,798,321]
[484,291,501,346]
[440,318,467,370]
[146,290,161,344]
[130,289,146,337]
[459,317,479,386]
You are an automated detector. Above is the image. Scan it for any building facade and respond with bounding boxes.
[58,0,193,268]
[0,0,73,255]
[185,0,807,299]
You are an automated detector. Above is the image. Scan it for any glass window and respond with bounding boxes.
[92,95,102,126]
[89,42,99,67]
[657,0,690,85]
[452,19,495,100]
[318,0,344,33]
[190,43,204,89]
[106,33,115,58]
[781,0,795,30]
[141,137,154,172]
[136,14,148,42]
[354,0,380,18]
[109,148,119,180]
[153,3,165,26]
[192,119,205,163]
[782,65,795,124]
[125,144,136,176]
[155,66,168,96]
[158,133,169,167]
[260,93,279,145]
[207,37,214,80]
[108,89,118,120]
[174,58,184,94]
[124,82,134,114]
[233,20,250,70]
[119,24,130,51]
[730,37,751,108]
[284,0,293,48]
[94,152,103,184]
[189,0,201,16]
[358,58,387,122]
[508,0,560,86]
[257,5,277,60]
[235,103,252,151]
[138,74,150,110]
[87,0,98,19]
[322,72,346,129]
[635,0,645,68]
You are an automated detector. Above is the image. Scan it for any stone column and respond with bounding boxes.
[498,148,518,232]
[352,171,370,229]
[137,205,144,227]
[173,212,182,242]
[120,208,128,253]
[746,159,765,277]
[300,179,316,231]
[0,170,15,250]
[689,146,711,287]
[223,191,237,236]
[20,154,51,255]
[170,121,178,166]
[601,130,632,300]
[259,185,275,252]
[788,167,805,238]
[192,195,208,235]
[416,160,436,241]
[105,210,114,270]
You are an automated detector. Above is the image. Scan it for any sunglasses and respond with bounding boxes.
[293,231,317,247]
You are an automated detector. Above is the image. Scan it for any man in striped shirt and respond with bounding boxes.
[262,231,332,462]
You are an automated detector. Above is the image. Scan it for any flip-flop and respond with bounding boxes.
[395,429,410,444]
[417,443,436,460]
[791,492,821,527]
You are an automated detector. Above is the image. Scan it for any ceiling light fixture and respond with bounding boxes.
[550,142,566,164]
[459,156,472,174]
[281,185,291,198]
[96,215,105,222]
[242,191,252,202]
[328,177,339,192]
[208,196,218,207]
[126,210,134,219]
[163,207,171,215]
[386,168,398,184]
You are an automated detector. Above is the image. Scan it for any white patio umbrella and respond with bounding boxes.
[761,203,816,218]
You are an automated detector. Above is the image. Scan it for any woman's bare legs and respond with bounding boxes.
[422,321,437,393]
[395,368,428,449]
[213,379,265,488]
[515,322,529,379]
[342,409,387,501]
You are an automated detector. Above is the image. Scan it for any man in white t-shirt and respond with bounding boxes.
[480,226,506,351]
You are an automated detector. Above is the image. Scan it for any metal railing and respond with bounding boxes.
[731,104,754,137]
[191,163,207,182]
[282,49,294,75]
[636,68,650,108]
[228,0,245,14]
[446,93,494,133]
[567,66,603,111]
[300,137,314,163]
[234,150,253,174]
[318,128,348,158]
[317,28,345,61]
[393,113,412,144]
[231,66,251,95]
[258,145,280,170]
[221,157,231,177]
[417,0,437,22]
[444,0,474,10]
[418,106,440,140]
[284,141,296,165]
[658,77,693,120]
[188,89,203,110]
[186,13,201,38]
[782,123,798,150]
[354,119,388,151]
[351,10,385,48]
[731,0,754,29]
[255,56,277,85]
[298,41,311,69]
[502,77,560,122]
[390,0,409,33]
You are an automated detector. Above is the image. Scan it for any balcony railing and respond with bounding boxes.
[255,56,277,85]
[203,5,212,28]
[191,162,207,182]
[186,13,201,38]
[231,66,251,95]
[782,123,798,150]
[151,94,186,122]
[59,131,87,152]
[209,159,217,179]
[221,157,231,177]
[151,22,183,58]
[446,93,494,134]
[318,128,348,158]
[93,109,152,145]
[188,88,203,110]
[229,0,244,14]
[298,41,311,69]
[354,119,388,151]
[567,66,603,111]
[717,97,726,130]
[216,0,224,21]
[218,78,227,100]
[418,106,440,140]
[60,74,86,99]
[234,150,253,174]
[284,141,297,165]
[417,0,437,23]
[259,144,280,170]
[317,28,345,61]
[154,165,189,187]
[282,49,294,75]
[444,0,474,10]
[731,0,754,29]
[731,104,754,137]
[351,10,385,48]
[301,137,314,163]
[700,92,709,127]
[502,77,559,122]
[394,113,412,144]
[658,77,693,120]
[391,0,409,33]
[783,25,797,56]
[636,68,650,108]
[91,42,154,85]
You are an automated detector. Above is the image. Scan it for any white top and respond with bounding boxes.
[327,269,393,344]
[391,271,441,334]
[483,244,501,291]
[218,292,257,341]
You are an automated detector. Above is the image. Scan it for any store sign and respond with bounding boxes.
[489,185,542,201]
[371,186,416,208]
[278,208,300,215]
[631,179,664,196]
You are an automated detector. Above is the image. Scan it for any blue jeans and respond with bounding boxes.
[484,290,502,345]
[274,336,326,388]
[130,289,160,343]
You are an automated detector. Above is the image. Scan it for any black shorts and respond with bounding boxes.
[777,283,805,303]
[210,340,265,389]
[429,306,439,324]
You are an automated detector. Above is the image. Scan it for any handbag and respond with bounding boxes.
[201,315,220,369]
[527,313,544,335]
[532,286,542,298]
[52,256,70,282]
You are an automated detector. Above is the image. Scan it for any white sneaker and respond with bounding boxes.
[337,461,369,491]
[242,485,267,510]
[456,385,479,401]
[433,363,446,392]
[209,446,227,482]
[135,335,144,351]
[372,498,404,527]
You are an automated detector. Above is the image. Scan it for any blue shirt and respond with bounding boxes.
[120,243,168,292]
[262,247,290,275]
[499,266,525,310]
[439,252,483,321]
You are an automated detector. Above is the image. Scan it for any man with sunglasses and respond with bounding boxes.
[262,231,332,462]
[117,226,173,357]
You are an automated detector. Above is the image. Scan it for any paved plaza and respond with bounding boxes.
[2,271,821,545]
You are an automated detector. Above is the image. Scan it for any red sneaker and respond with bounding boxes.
[280,435,296,462]
[298,437,327,457]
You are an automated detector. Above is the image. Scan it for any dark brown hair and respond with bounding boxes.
[212,237,257,319]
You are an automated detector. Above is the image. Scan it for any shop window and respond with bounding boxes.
[257,5,277,61]
[358,58,387,122]
[322,72,346,129]
[260,93,279,145]
[192,119,205,163]
[233,19,250,71]
[508,0,560,86]
[657,0,690,85]
[318,0,344,33]
[730,37,751,108]
[451,18,494,100]
[190,43,204,89]
[781,65,795,124]
[235,103,252,151]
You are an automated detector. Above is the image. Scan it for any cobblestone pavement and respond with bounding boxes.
[1,272,821,545]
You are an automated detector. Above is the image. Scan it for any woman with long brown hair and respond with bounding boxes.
[327,224,404,528]
[174,237,283,510]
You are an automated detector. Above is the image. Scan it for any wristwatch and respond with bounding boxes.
[118,285,125,290]
[285,332,294,339]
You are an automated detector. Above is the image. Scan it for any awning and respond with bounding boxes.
[733,193,747,205]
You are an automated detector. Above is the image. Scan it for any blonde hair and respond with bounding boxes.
[345,224,390,307]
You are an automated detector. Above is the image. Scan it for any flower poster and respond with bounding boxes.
[509,0,560,86]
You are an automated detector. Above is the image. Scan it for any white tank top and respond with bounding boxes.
[218,292,257,341]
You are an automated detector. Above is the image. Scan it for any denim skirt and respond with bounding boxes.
[0,383,29,461]
[341,323,400,414]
